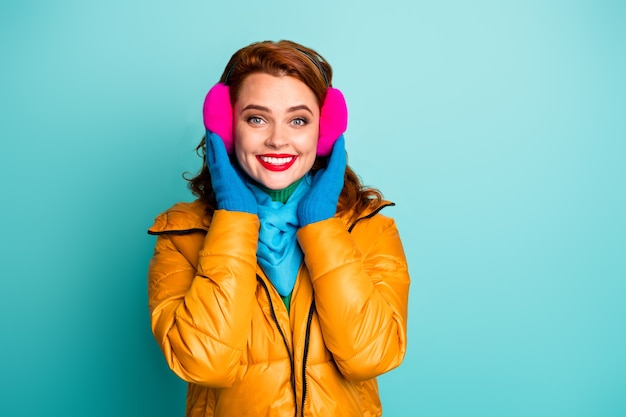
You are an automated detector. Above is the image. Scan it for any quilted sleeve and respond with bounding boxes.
[297,215,410,381]
[148,210,259,387]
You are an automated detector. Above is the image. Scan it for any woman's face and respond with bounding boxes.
[234,72,320,190]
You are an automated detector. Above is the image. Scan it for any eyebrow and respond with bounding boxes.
[241,104,314,115]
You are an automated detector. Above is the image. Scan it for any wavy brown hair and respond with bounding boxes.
[186,40,383,221]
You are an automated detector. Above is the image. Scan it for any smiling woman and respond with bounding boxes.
[234,73,319,190]
[147,39,410,417]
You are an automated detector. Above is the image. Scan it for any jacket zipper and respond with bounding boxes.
[257,276,298,417]
[300,300,316,417]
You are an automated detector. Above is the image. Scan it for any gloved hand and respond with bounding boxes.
[206,131,257,214]
[297,135,346,226]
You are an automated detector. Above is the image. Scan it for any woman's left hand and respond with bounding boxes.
[297,135,346,226]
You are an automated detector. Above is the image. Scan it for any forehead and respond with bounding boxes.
[236,73,318,108]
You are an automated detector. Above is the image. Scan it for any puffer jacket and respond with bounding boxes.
[147,199,410,416]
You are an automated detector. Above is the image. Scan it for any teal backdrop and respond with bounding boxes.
[1,1,624,416]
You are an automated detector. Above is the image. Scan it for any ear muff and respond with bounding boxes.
[317,87,347,156]
[202,83,234,154]
[202,82,348,156]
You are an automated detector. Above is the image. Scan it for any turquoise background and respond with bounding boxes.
[1,0,624,416]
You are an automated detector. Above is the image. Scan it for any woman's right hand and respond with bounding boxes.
[206,131,257,214]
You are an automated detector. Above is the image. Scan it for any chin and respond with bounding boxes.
[261,179,293,190]
[259,173,303,190]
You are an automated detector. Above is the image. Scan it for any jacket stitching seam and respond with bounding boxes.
[337,315,394,364]
[173,313,242,352]
[150,266,195,289]
[198,254,258,270]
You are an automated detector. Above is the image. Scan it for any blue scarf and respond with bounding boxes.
[245,175,311,296]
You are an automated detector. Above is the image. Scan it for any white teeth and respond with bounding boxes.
[260,156,293,165]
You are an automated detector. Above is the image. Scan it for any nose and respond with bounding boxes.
[265,125,288,149]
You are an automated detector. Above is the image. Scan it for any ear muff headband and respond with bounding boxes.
[203,83,347,156]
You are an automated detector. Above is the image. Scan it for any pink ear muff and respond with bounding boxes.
[202,83,348,156]
[318,87,348,156]
[203,83,234,153]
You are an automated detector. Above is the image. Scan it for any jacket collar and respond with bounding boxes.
[147,199,395,235]
[147,200,210,235]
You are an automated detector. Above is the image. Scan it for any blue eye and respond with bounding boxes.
[292,118,307,127]
[248,116,264,125]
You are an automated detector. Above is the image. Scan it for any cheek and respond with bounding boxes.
[299,129,319,152]
[301,139,318,169]
[308,136,320,159]
[234,149,247,174]
[233,140,252,171]
[233,124,244,151]
[233,125,253,156]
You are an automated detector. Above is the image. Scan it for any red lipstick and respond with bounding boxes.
[256,154,297,172]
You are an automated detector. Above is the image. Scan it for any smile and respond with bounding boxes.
[256,154,297,171]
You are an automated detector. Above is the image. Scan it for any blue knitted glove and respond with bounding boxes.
[297,135,346,226]
[206,131,257,214]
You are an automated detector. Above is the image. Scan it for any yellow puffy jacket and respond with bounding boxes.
[147,199,410,416]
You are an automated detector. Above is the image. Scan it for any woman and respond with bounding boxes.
[148,40,410,416]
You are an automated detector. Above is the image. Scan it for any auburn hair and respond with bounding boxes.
[185,40,383,221]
